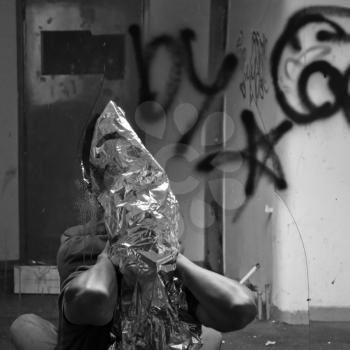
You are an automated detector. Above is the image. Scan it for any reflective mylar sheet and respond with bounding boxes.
[89,101,202,350]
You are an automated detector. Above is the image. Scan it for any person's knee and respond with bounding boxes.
[10,314,38,336]
[10,314,38,350]
[10,313,57,350]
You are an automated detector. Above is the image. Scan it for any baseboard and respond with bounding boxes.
[310,307,350,322]
[271,305,350,324]
[271,305,309,324]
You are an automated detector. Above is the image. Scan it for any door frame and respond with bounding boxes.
[16,0,26,263]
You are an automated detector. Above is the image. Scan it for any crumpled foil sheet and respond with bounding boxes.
[89,101,202,350]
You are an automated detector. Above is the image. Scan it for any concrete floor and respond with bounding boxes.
[1,294,350,349]
[2,318,350,349]
[221,320,350,349]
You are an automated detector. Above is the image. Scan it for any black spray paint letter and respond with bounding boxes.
[271,6,350,124]
[197,110,293,197]
[129,25,237,147]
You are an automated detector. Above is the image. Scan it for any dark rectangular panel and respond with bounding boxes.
[41,31,125,79]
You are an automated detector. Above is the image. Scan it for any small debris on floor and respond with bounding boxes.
[222,320,350,349]
[265,340,277,346]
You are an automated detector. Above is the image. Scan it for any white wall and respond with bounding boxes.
[0,0,19,260]
[224,0,286,303]
[224,0,350,323]
[276,0,350,321]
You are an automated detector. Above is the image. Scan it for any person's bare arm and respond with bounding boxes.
[176,254,256,332]
[63,243,118,326]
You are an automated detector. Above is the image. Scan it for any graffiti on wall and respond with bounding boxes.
[197,111,292,196]
[271,6,350,125]
[126,24,292,225]
[101,6,350,225]
[236,30,269,108]
[128,25,240,230]
[198,5,350,213]
[129,25,237,148]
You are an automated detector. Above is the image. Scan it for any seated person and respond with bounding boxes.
[11,107,257,350]
[11,217,256,350]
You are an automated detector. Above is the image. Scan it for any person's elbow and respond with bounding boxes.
[63,284,115,326]
[199,292,257,333]
[225,297,257,332]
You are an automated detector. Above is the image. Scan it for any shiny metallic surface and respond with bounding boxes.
[90,101,201,349]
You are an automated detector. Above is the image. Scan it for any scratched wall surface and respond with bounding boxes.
[22,0,142,262]
[137,0,212,262]
[0,0,19,260]
[19,0,220,265]
[6,0,220,265]
[224,0,350,323]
